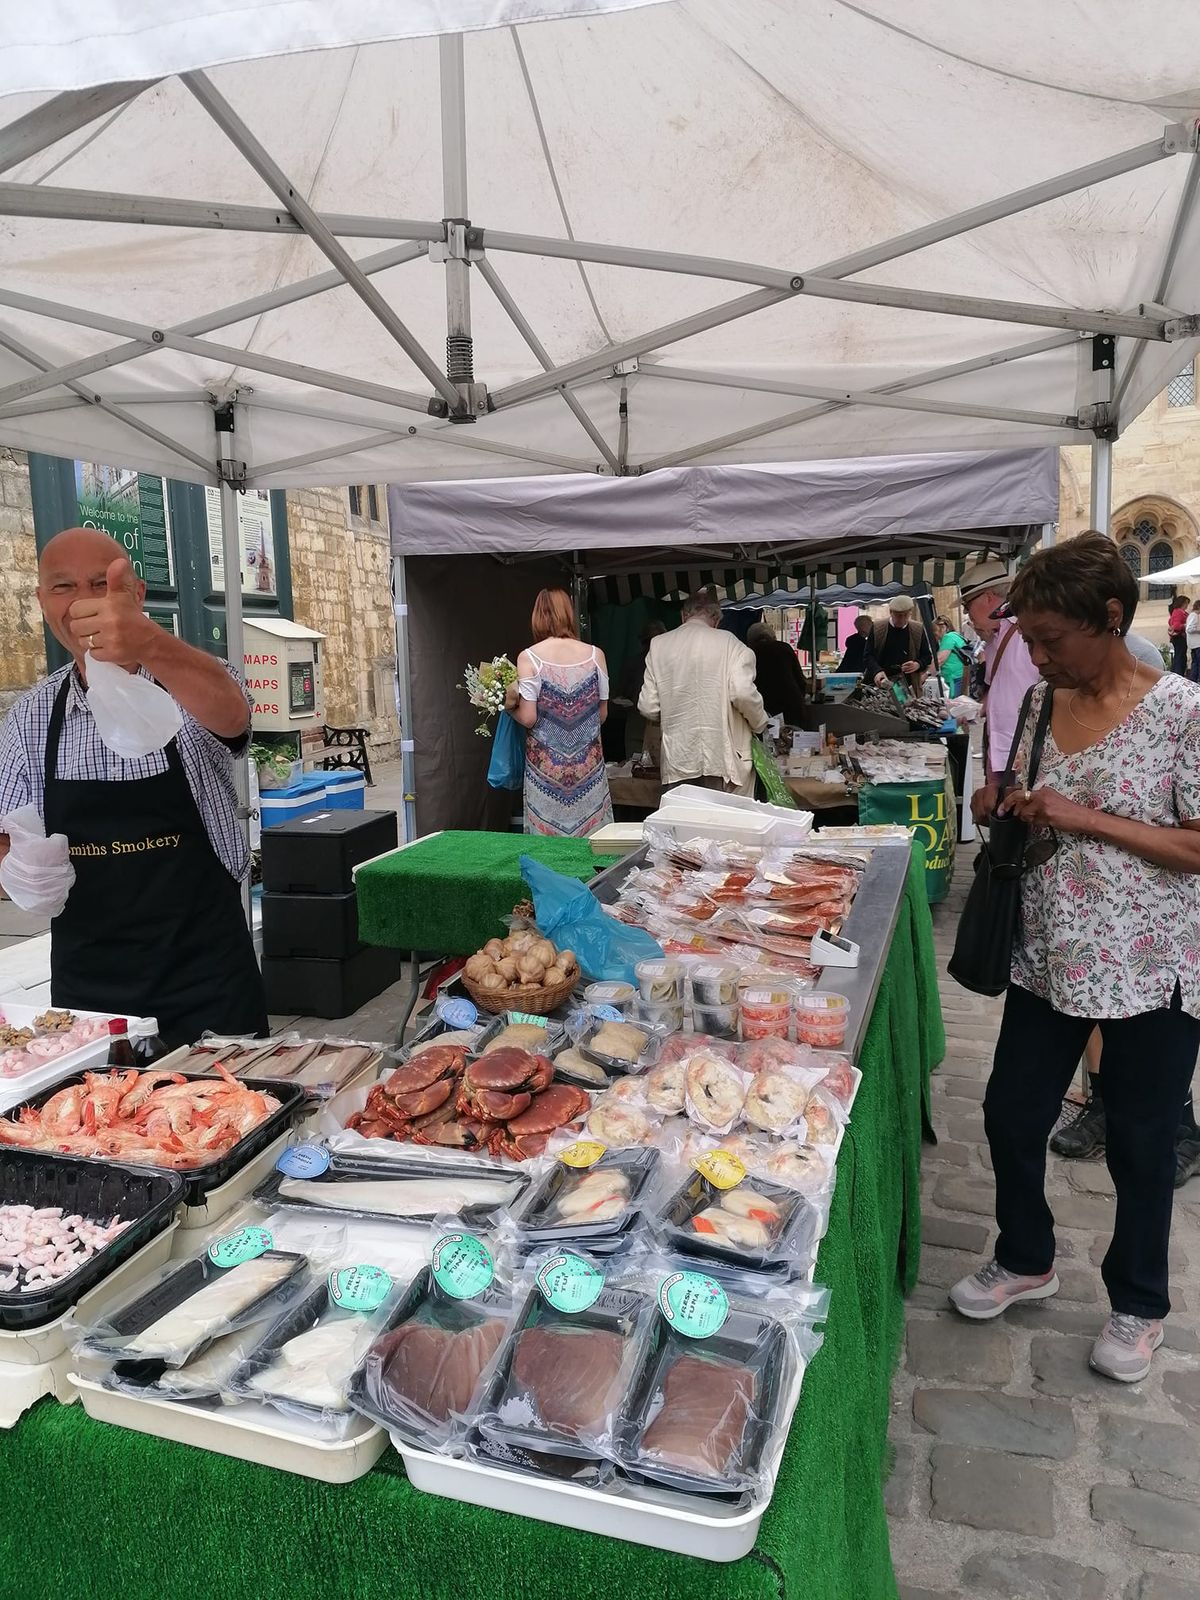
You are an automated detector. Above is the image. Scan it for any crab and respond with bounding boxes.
[456,1047,554,1125]
[486,1083,590,1161]
[376,1045,466,1119]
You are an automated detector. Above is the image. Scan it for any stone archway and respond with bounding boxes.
[1111,495,1200,596]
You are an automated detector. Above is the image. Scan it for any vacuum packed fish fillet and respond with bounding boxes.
[641,1353,755,1476]
[124,1256,298,1360]
[510,1325,626,1433]
[156,1327,251,1396]
[277,1174,522,1215]
[372,1317,505,1421]
[248,1317,376,1410]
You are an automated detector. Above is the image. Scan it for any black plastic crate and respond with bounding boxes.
[260,809,398,896]
[261,890,362,960]
[2,1072,308,1207]
[262,946,401,1019]
[0,1149,184,1330]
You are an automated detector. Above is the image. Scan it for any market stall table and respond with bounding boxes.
[0,848,942,1600]
[352,831,621,1036]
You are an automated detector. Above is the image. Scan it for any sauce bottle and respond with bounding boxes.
[106,1018,136,1069]
[131,1017,169,1067]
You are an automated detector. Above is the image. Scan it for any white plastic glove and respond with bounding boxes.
[85,652,182,759]
[0,805,75,916]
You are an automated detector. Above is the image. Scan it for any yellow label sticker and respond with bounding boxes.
[693,1150,746,1190]
[558,1139,607,1169]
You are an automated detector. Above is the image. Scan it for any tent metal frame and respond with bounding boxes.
[2,59,1200,870]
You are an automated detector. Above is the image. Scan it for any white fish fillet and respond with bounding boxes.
[157,1327,249,1396]
[125,1256,296,1360]
[248,1317,374,1410]
[277,1175,521,1216]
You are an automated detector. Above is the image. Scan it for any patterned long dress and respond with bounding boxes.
[523,651,614,837]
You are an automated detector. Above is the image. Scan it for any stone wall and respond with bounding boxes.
[284,484,400,761]
[0,449,46,716]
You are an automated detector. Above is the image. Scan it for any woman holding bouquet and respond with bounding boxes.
[506,588,613,837]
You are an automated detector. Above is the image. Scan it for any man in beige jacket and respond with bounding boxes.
[638,589,769,794]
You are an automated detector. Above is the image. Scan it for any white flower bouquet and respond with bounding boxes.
[461,654,518,736]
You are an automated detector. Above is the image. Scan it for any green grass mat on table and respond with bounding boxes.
[0,849,942,1600]
[355,830,620,955]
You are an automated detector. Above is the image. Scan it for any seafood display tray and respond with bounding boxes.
[71,1372,389,1482]
[0,1220,179,1372]
[171,1132,292,1243]
[0,1149,184,1330]
[0,1005,154,1115]
[7,1072,309,1207]
[395,1439,770,1563]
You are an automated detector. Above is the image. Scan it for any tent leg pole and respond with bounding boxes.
[215,402,253,929]
[392,556,417,844]
[1090,435,1113,533]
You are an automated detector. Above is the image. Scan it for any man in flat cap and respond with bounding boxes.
[957,557,1039,808]
[864,594,933,691]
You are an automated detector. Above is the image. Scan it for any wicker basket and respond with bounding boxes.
[462,971,578,1016]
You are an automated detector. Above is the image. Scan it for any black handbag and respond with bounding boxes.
[947,685,1054,996]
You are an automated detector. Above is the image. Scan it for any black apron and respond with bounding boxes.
[43,675,268,1049]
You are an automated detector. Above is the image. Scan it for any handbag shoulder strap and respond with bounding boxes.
[983,622,1015,698]
[997,683,1053,790]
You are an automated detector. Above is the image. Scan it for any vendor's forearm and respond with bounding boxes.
[138,629,249,738]
[1079,809,1200,872]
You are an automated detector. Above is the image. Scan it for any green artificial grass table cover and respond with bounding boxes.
[355,830,621,954]
[0,849,942,1600]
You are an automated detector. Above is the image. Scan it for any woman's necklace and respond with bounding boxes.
[1067,653,1138,732]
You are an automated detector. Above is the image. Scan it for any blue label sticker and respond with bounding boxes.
[276,1143,332,1179]
[591,1004,624,1024]
[437,997,478,1030]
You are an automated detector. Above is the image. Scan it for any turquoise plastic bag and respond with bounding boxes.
[487,711,525,791]
[520,855,663,983]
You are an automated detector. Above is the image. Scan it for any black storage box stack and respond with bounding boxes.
[260,809,400,1018]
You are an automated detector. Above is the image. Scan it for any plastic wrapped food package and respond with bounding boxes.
[578,1018,662,1075]
[691,1002,739,1041]
[635,960,685,1005]
[737,980,794,1042]
[794,993,850,1049]
[682,1052,753,1136]
[582,981,636,1011]
[688,964,741,1008]
[655,1169,821,1278]
[517,1149,660,1245]
[631,999,686,1035]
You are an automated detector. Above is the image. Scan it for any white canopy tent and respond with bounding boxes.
[0,1,1198,851]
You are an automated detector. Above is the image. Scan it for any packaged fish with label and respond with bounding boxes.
[474,1012,566,1059]
[577,1016,665,1076]
[475,1247,656,1462]
[615,1269,827,1498]
[655,1164,822,1279]
[227,1262,408,1432]
[257,1150,530,1226]
[516,1148,661,1246]
[348,1230,516,1453]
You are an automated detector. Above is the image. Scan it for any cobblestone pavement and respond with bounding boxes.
[888,858,1200,1600]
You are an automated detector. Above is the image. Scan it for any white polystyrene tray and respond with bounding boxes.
[171,1131,291,1243]
[72,1373,389,1482]
[0,1005,154,1113]
[0,1349,75,1428]
[0,1219,179,1366]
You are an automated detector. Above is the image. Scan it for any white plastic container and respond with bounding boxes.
[0,1350,76,1428]
[72,1373,389,1483]
[171,1131,291,1243]
[0,1004,154,1114]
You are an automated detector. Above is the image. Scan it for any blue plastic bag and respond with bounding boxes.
[487,711,525,791]
[520,855,664,984]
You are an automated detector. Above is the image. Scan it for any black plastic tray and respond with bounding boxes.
[2,1070,309,1206]
[477,1282,652,1459]
[618,1304,792,1496]
[0,1148,184,1331]
[91,1248,307,1364]
[518,1149,660,1245]
[657,1170,818,1275]
[256,1154,529,1227]
[466,1425,616,1488]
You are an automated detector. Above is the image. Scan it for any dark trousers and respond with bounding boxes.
[1190,648,1200,683]
[984,983,1199,1318]
[1172,635,1188,675]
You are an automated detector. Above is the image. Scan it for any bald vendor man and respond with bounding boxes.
[0,528,267,1047]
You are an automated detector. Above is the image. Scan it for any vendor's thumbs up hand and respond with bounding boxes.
[68,553,151,667]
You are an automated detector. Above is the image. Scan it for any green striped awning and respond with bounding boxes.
[592,555,971,606]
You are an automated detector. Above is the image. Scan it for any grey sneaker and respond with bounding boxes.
[1089,1313,1164,1383]
[949,1259,1059,1321]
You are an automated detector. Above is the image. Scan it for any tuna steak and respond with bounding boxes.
[641,1352,755,1476]
[373,1316,504,1421]
[510,1325,626,1433]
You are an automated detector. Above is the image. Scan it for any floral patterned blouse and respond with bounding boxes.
[1012,674,1200,1020]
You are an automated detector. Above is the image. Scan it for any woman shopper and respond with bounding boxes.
[1187,599,1200,682]
[934,616,970,696]
[1169,593,1190,675]
[505,588,613,838]
[950,532,1200,1382]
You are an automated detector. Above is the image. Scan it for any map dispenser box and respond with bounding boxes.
[261,890,362,961]
[260,809,398,896]
[262,945,402,1019]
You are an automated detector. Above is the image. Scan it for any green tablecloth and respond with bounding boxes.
[857,772,957,903]
[0,849,943,1600]
[355,831,620,953]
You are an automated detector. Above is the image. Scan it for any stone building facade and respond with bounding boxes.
[0,449,400,761]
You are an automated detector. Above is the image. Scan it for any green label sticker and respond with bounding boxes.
[329,1263,394,1313]
[658,1270,729,1339]
[431,1232,495,1300]
[508,1012,548,1029]
[536,1251,605,1314]
[208,1226,273,1269]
